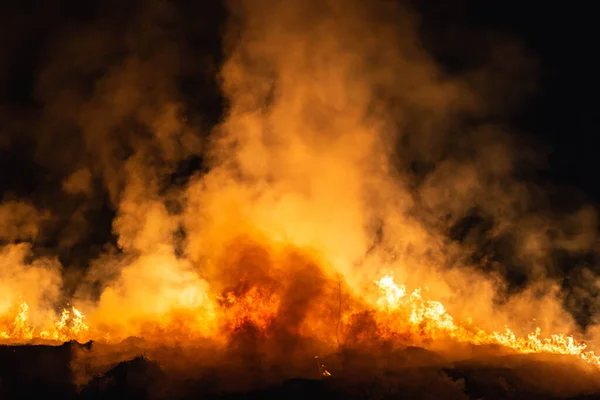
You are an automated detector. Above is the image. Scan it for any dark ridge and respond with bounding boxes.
[0,342,77,399]
[2,342,600,399]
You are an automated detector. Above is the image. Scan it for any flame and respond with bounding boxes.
[1,302,88,343]
[1,271,599,371]
[39,306,89,342]
[373,274,600,367]
[1,302,33,340]
[216,285,281,332]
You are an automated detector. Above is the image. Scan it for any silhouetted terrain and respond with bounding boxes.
[2,342,600,400]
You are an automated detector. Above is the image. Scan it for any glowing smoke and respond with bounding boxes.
[1,0,599,381]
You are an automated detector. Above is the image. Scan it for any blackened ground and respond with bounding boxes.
[2,341,600,400]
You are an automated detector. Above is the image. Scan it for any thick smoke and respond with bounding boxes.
[180,0,592,337]
[1,0,600,390]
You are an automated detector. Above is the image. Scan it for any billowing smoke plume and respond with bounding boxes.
[1,0,600,389]
[179,0,595,337]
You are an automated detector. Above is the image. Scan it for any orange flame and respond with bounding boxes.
[1,272,599,370]
[1,302,88,343]
[373,274,600,367]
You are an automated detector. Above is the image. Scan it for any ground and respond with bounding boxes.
[2,341,600,399]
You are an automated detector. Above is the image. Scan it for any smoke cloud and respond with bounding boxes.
[1,0,600,393]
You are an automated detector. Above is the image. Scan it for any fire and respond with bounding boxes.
[1,302,88,343]
[39,306,89,342]
[2,302,34,341]
[373,274,600,367]
[2,270,599,371]
[216,285,281,332]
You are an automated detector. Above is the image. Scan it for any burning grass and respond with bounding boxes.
[2,239,600,384]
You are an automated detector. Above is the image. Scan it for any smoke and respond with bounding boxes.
[2,0,600,391]
[0,200,59,326]
[0,201,49,242]
[179,0,588,338]
[0,243,62,327]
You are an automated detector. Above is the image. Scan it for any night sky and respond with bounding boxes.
[419,1,597,199]
[3,1,596,201]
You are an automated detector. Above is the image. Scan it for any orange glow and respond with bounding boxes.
[0,0,597,386]
[2,269,599,370]
[372,274,600,367]
[1,302,88,343]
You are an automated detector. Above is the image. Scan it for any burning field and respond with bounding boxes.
[1,0,600,398]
